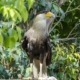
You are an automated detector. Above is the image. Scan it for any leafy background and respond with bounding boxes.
[0,0,80,80]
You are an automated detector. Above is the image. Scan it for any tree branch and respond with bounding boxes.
[51,37,80,42]
[67,23,80,38]
[56,0,68,6]
[50,0,74,33]
[66,5,80,13]
[65,0,74,13]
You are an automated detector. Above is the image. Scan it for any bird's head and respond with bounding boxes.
[34,11,56,23]
[33,11,56,33]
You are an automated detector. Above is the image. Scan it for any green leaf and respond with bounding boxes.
[8,28,18,41]
[8,28,12,36]
[13,54,19,62]
[4,34,16,48]
[59,7,65,18]
[40,0,46,6]
[15,42,20,47]
[47,2,52,9]
[3,7,10,17]
[4,35,10,48]
[14,9,22,22]
[15,0,24,11]
[19,65,24,74]
[53,4,59,13]
[9,9,15,18]
[14,0,27,22]
[0,64,4,72]
[27,0,35,10]
[24,67,30,78]
[71,68,75,74]
[9,37,16,48]
[21,7,28,22]
[0,45,2,52]
[9,8,22,22]
[57,72,64,80]
[16,26,22,40]
[0,33,3,44]
[12,29,18,41]
[74,53,80,59]
[9,55,13,63]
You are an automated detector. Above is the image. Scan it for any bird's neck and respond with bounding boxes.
[33,20,48,35]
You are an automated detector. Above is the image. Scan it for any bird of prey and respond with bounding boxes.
[22,11,56,79]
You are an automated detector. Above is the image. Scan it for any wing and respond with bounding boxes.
[21,36,29,56]
[46,37,52,65]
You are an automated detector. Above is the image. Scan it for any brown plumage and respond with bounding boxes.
[21,11,56,79]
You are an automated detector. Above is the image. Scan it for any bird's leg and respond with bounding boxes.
[40,63,43,77]
[39,54,44,78]
[42,61,47,77]
[33,59,39,79]
[42,53,48,77]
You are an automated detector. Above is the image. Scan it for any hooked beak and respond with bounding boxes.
[52,13,56,18]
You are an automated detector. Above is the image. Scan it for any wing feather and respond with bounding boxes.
[46,37,52,65]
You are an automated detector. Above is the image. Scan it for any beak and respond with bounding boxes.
[52,13,56,18]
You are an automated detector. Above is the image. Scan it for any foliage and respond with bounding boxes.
[0,0,34,79]
[0,42,29,79]
[48,34,80,80]
[0,0,35,48]
[0,0,80,79]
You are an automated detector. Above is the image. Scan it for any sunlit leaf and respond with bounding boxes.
[70,45,74,51]
[9,9,15,18]
[3,7,10,17]
[9,8,16,22]
[74,53,80,59]
[71,68,75,74]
